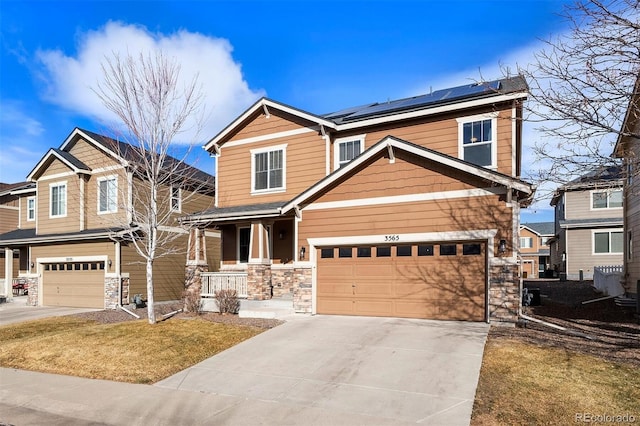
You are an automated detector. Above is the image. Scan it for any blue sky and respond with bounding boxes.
[0,0,572,223]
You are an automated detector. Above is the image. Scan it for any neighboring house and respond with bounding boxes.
[614,75,640,298]
[519,222,553,279]
[0,182,35,293]
[549,166,624,280]
[184,76,534,323]
[0,127,220,308]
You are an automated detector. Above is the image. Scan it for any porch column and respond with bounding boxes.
[247,221,272,300]
[4,247,13,300]
[184,228,209,312]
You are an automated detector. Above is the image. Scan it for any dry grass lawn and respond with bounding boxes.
[0,316,264,383]
[472,337,640,425]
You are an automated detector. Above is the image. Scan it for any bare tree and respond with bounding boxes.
[94,51,207,324]
[516,0,640,193]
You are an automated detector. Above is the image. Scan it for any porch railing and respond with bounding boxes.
[201,272,248,298]
[593,265,624,296]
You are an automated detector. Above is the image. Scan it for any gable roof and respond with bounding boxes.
[0,181,35,197]
[281,135,533,214]
[204,76,529,151]
[520,222,554,236]
[27,127,215,192]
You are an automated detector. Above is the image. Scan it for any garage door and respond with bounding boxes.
[42,261,105,308]
[317,242,486,321]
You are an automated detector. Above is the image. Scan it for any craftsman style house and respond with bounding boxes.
[0,128,219,309]
[614,75,640,299]
[519,222,553,279]
[549,166,624,280]
[185,76,534,323]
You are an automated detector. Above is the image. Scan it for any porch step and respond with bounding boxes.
[238,298,295,319]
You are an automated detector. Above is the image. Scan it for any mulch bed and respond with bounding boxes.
[492,280,640,367]
[72,303,283,329]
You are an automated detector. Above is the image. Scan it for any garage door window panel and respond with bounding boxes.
[339,247,353,258]
[440,244,457,256]
[463,243,482,255]
[376,246,391,257]
[396,245,412,256]
[321,248,334,258]
[357,247,372,257]
[418,245,434,256]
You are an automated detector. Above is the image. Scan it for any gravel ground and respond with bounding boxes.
[492,280,640,366]
[72,303,283,329]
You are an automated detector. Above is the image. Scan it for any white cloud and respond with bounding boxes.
[35,21,264,144]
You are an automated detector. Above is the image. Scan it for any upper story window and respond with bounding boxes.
[334,135,365,170]
[593,230,623,254]
[171,186,181,212]
[457,112,498,168]
[49,181,67,218]
[27,196,35,221]
[520,237,533,248]
[251,144,286,194]
[540,237,549,246]
[98,176,117,214]
[592,189,622,209]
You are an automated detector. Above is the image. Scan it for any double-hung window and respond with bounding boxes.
[592,189,622,209]
[334,135,365,169]
[171,186,181,212]
[593,230,623,254]
[27,196,35,221]
[98,176,117,214]
[457,113,498,168]
[251,144,286,193]
[520,237,533,249]
[50,182,67,218]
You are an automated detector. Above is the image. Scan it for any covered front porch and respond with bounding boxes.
[182,202,312,314]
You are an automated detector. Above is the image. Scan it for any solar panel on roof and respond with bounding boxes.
[343,80,502,121]
[323,103,377,119]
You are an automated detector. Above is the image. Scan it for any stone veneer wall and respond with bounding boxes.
[293,267,312,313]
[270,267,294,298]
[184,264,209,311]
[104,276,131,309]
[25,276,39,306]
[488,263,520,324]
[247,264,272,300]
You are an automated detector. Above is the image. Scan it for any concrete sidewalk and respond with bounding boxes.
[0,296,99,326]
[0,315,489,425]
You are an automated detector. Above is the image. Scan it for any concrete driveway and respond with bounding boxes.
[157,314,489,425]
[0,296,99,326]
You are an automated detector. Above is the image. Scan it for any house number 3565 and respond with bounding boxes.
[384,235,400,242]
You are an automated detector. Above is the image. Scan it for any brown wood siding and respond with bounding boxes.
[36,176,82,235]
[313,152,479,204]
[40,158,72,176]
[18,196,36,230]
[32,241,116,261]
[333,106,516,176]
[317,242,486,321]
[0,254,20,279]
[300,196,513,256]
[227,110,309,141]
[218,131,326,207]
[120,234,189,302]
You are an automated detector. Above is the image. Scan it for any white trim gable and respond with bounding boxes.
[281,136,532,214]
[59,128,127,166]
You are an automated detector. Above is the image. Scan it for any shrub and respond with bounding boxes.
[182,289,203,315]
[215,289,240,314]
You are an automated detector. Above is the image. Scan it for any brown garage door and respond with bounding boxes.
[42,261,105,308]
[317,242,486,321]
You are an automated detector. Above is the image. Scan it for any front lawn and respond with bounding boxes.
[0,316,266,383]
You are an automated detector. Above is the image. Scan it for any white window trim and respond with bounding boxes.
[456,112,499,169]
[250,144,287,195]
[49,181,67,219]
[170,186,182,213]
[590,189,623,210]
[592,228,624,255]
[97,175,118,215]
[520,237,533,249]
[333,134,366,171]
[26,196,36,221]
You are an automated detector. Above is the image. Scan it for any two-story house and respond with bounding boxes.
[549,166,624,280]
[519,222,553,279]
[0,127,220,309]
[614,74,640,301]
[184,76,534,323]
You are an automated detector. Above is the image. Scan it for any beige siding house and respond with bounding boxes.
[549,167,624,280]
[185,76,534,323]
[0,128,220,308]
[614,76,640,299]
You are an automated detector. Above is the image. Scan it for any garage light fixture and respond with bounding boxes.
[299,246,306,260]
[498,239,507,254]
[108,259,112,267]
